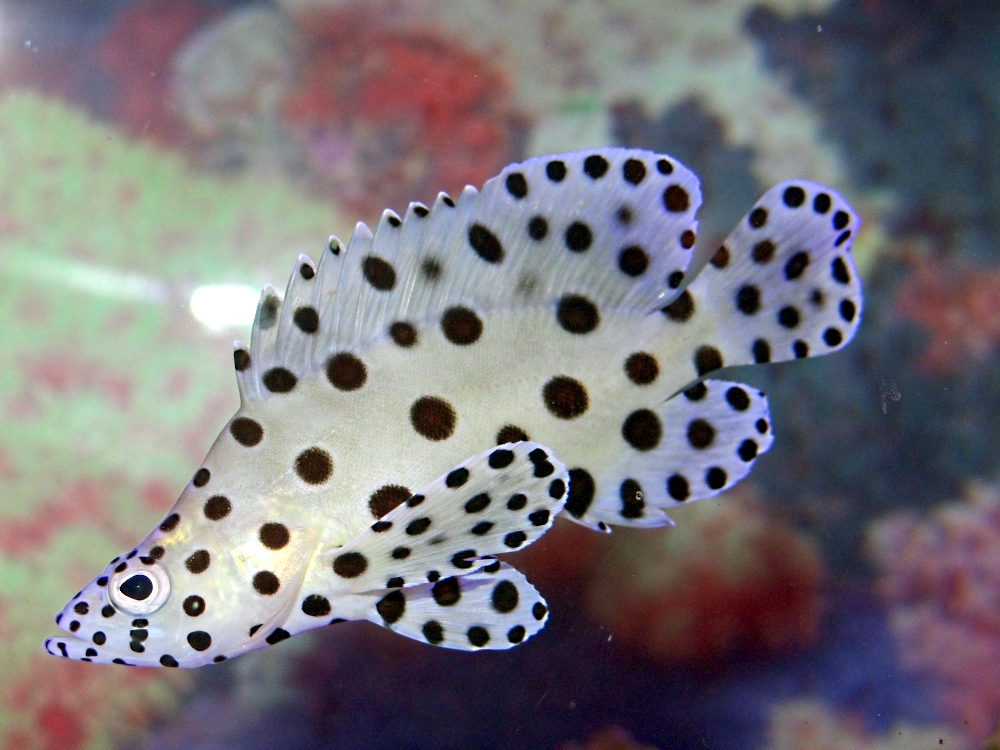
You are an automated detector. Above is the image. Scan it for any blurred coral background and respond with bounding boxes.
[0,0,997,748]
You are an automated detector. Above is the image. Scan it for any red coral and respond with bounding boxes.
[505,516,612,586]
[94,0,214,145]
[0,473,166,557]
[24,354,134,409]
[895,259,1000,375]
[0,478,111,557]
[558,726,660,750]
[868,482,1000,742]
[282,8,518,218]
[1,655,176,750]
[585,488,825,665]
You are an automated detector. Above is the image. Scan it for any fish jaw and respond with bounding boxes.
[46,512,321,667]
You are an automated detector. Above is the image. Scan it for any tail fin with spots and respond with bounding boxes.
[676,180,862,376]
[568,181,859,530]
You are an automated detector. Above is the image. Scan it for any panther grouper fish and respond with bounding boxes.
[46,148,862,667]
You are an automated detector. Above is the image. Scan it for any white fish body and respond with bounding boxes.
[47,148,862,666]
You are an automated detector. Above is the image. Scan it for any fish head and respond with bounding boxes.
[47,495,321,667]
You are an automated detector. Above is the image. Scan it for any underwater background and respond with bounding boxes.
[0,0,997,748]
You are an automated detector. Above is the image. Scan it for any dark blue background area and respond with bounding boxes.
[140,591,937,750]
[746,0,1000,263]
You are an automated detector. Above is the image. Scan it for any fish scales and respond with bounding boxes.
[47,148,862,666]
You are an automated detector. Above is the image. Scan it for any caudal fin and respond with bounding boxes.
[556,181,860,531]
[665,181,862,377]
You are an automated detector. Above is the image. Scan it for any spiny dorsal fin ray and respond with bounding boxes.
[239,149,702,402]
[243,284,282,402]
[565,379,773,530]
[235,236,345,404]
[673,180,862,378]
[320,441,566,594]
[276,253,319,374]
[312,234,345,342]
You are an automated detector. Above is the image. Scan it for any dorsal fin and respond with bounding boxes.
[235,149,702,403]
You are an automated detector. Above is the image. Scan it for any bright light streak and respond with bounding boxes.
[2,251,169,302]
[1,250,262,331]
[61,263,169,302]
[189,284,260,331]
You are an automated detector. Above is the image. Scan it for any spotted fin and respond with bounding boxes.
[675,181,862,375]
[240,284,283,402]
[359,562,550,651]
[316,441,567,593]
[567,380,774,530]
[236,242,344,403]
[237,149,702,402]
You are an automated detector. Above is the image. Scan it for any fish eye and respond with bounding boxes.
[108,562,171,616]
[120,574,153,600]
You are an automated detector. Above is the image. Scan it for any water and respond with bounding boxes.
[0,1,996,748]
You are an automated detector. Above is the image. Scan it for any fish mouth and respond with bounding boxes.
[44,632,99,661]
[43,632,154,667]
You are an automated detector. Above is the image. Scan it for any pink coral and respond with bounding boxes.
[0,478,112,557]
[867,482,1000,742]
[1,655,183,750]
[895,259,1000,375]
[0,473,172,557]
[505,516,611,586]
[585,487,825,665]
[24,354,133,409]
[766,700,966,750]
[282,8,518,218]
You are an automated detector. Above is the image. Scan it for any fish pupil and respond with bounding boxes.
[120,574,154,601]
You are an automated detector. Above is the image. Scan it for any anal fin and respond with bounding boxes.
[567,379,773,529]
[359,561,550,650]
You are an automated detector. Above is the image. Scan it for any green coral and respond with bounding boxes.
[0,91,345,749]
